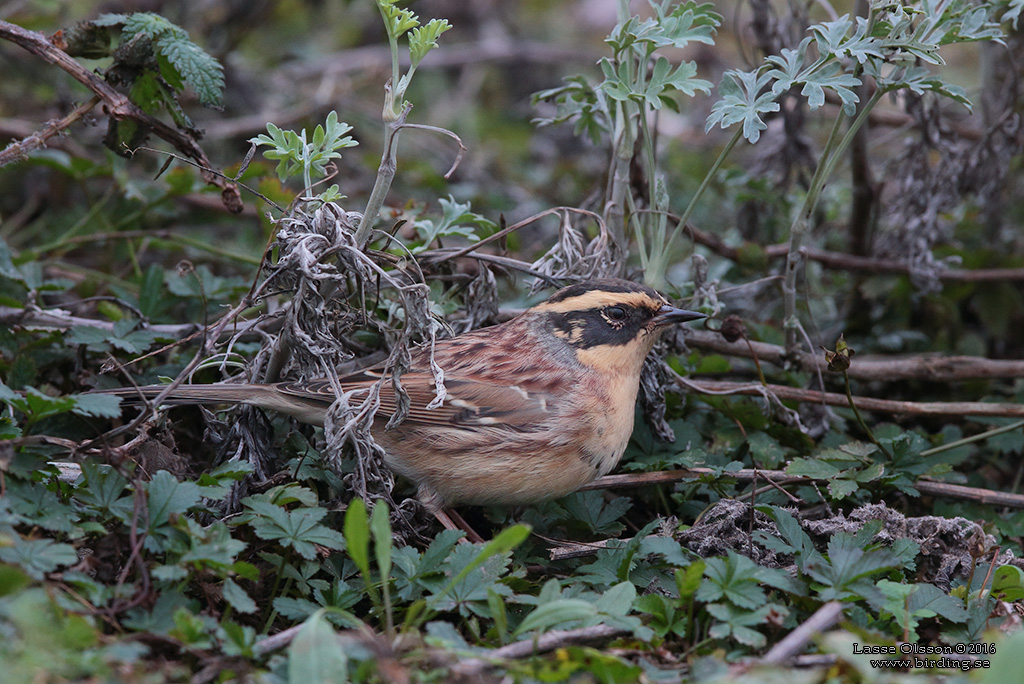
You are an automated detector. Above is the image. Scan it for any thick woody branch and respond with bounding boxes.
[686,378,1024,417]
[0,304,276,341]
[549,470,1024,560]
[581,468,1024,509]
[686,329,1024,382]
[0,304,205,338]
[683,222,1024,282]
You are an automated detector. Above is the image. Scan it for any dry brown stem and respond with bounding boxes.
[0,95,100,166]
[451,625,629,677]
[686,329,1024,382]
[683,222,1024,282]
[580,467,1024,509]
[686,378,1024,418]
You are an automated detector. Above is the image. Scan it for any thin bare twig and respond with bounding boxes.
[253,624,303,654]
[759,602,844,665]
[414,247,564,285]
[424,206,606,265]
[0,304,274,346]
[451,625,629,677]
[396,122,466,178]
[1,304,204,337]
[0,95,100,167]
[547,539,613,560]
[79,280,271,451]
[686,378,1024,418]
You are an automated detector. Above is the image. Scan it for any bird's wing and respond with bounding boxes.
[397,375,556,430]
[277,372,555,431]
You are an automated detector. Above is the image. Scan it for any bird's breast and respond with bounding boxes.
[575,369,640,476]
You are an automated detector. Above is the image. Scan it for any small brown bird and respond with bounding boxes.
[102,279,705,511]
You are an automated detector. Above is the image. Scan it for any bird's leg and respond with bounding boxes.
[440,508,486,544]
[419,485,485,543]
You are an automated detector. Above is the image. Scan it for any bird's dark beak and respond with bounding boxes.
[653,305,707,326]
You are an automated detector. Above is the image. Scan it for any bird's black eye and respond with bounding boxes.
[606,306,626,322]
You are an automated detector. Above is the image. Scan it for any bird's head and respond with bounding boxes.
[528,279,706,375]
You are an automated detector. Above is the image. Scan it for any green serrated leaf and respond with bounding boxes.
[137,264,166,319]
[643,56,711,107]
[801,62,861,115]
[122,12,185,40]
[839,441,880,458]
[246,503,344,560]
[0,416,21,440]
[0,564,32,597]
[555,491,632,535]
[991,566,1024,602]
[786,457,841,480]
[487,587,509,643]
[154,34,224,107]
[378,2,419,39]
[827,478,860,499]
[71,392,123,419]
[855,463,886,483]
[180,521,247,568]
[0,538,78,580]
[92,13,129,27]
[696,552,767,609]
[704,602,782,649]
[147,470,201,529]
[596,581,636,617]
[676,560,705,598]
[19,387,76,423]
[129,69,170,114]
[223,578,257,615]
[77,462,133,521]
[746,432,786,468]
[428,524,528,614]
[67,326,111,349]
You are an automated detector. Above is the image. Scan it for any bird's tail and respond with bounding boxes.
[95,383,263,407]
[93,383,331,426]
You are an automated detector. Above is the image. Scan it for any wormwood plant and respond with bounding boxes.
[534,0,721,287]
[249,111,357,204]
[536,0,1013,332]
[4,1,1024,681]
[355,0,453,247]
[705,0,1012,351]
[239,0,496,512]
